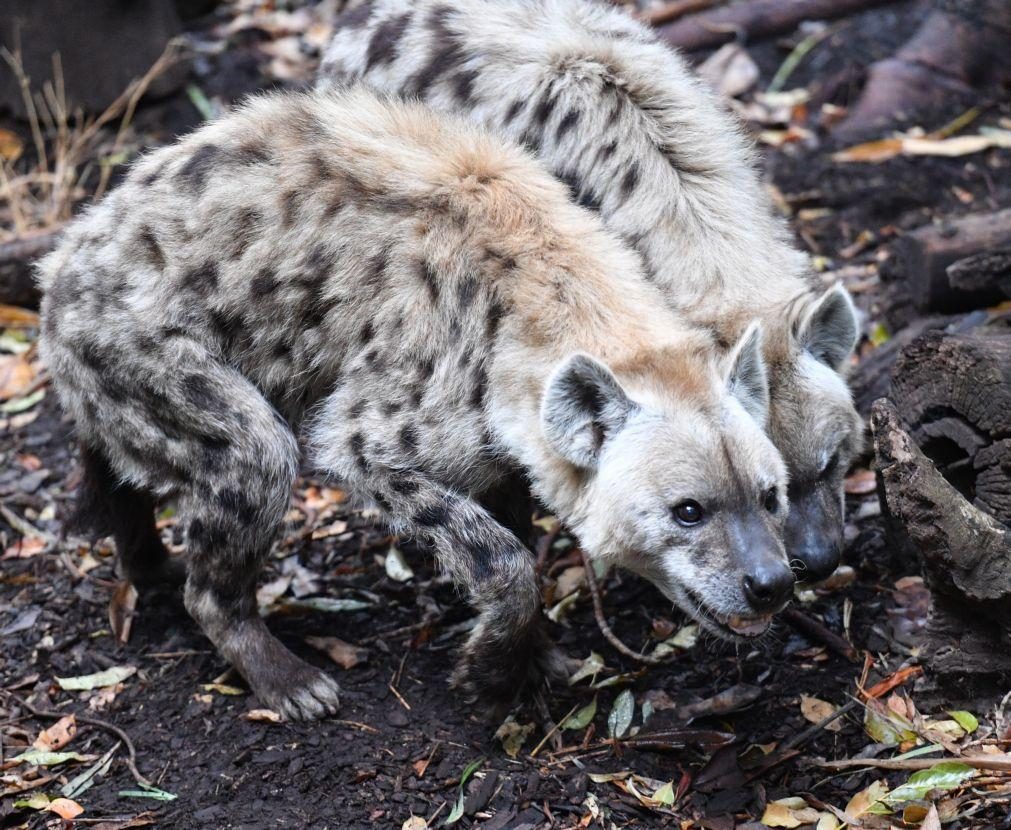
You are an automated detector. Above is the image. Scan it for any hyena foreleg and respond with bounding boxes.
[327,456,560,704]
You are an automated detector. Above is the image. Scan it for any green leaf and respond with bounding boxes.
[493,718,534,758]
[445,757,484,825]
[863,703,916,746]
[562,697,597,731]
[56,665,136,690]
[652,780,677,806]
[568,651,605,685]
[870,322,891,346]
[282,597,372,613]
[607,689,635,739]
[947,710,979,734]
[62,744,118,798]
[0,388,44,413]
[12,749,90,766]
[883,762,976,805]
[14,793,50,810]
[118,783,177,801]
[185,84,216,120]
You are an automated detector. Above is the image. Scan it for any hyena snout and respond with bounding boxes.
[742,559,794,614]
[785,489,843,583]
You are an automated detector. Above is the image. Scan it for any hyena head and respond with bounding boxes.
[771,284,863,583]
[541,323,793,640]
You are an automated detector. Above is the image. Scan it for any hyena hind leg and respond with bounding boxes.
[69,444,183,590]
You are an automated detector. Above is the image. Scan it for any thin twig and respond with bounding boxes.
[783,607,859,662]
[816,755,1011,773]
[581,550,667,665]
[637,0,721,26]
[2,691,151,787]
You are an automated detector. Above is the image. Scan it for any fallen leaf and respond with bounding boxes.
[947,710,979,734]
[844,469,877,495]
[554,565,585,598]
[800,695,843,731]
[2,535,47,559]
[569,652,606,685]
[562,697,598,731]
[384,545,414,582]
[445,757,483,825]
[921,804,942,830]
[305,635,368,669]
[243,708,283,723]
[201,683,245,696]
[108,581,138,644]
[47,797,84,819]
[118,783,177,801]
[864,698,917,746]
[883,762,976,805]
[494,717,534,758]
[61,744,118,798]
[845,779,890,818]
[0,304,40,327]
[402,817,427,830]
[607,689,635,739]
[12,749,92,766]
[57,665,136,691]
[256,574,292,608]
[0,387,45,413]
[698,42,759,98]
[310,519,349,540]
[281,597,372,613]
[33,714,77,751]
[0,352,35,401]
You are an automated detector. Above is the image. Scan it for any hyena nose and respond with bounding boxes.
[742,564,794,613]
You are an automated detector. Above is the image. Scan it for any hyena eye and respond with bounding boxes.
[820,451,841,480]
[672,500,704,526]
[763,487,779,513]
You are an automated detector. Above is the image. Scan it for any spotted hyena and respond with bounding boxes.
[39,87,792,720]
[320,0,864,581]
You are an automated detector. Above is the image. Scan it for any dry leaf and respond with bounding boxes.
[412,758,431,778]
[2,535,47,559]
[109,581,138,644]
[201,683,246,696]
[243,708,283,723]
[697,43,759,98]
[845,779,889,818]
[844,469,877,495]
[402,817,428,830]
[921,804,942,830]
[47,798,84,820]
[800,695,843,731]
[0,304,40,327]
[306,635,368,669]
[33,715,77,752]
[0,353,36,401]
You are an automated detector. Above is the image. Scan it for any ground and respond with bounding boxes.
[2,2,1011,829]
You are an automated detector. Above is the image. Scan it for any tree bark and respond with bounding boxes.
[891,209,1011,313]
[655,0,902,52]
[871,399,1011,683]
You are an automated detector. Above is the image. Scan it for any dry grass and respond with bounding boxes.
[0,39,182,244]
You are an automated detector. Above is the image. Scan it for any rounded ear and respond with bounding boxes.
[798,284,859,371]
[724,321,770,428]
[541,353,636,469]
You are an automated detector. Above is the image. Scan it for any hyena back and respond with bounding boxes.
[40,87,791,720]
[321,0,864,581]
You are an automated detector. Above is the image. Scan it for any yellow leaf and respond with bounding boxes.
[845,779,890,818]
[243,708,283,723]
[201,683,246,696]
[800,695,843,731]
[761,801,802,828]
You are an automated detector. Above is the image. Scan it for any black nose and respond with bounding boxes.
[742,564,794,612]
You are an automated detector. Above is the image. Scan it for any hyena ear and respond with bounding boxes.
[798,284,859,371]
[541,353,636,469]
[724,321,770,428]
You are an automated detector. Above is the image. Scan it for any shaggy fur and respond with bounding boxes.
[320,0,864,580]
[39,87,791,719]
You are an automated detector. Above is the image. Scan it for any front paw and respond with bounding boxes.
[450,622,565,705]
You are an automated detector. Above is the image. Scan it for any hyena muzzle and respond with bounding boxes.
[39,87,793,720]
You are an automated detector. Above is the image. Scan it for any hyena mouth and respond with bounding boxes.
[681,586,772,640]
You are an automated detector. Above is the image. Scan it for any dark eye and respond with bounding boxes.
[673,500,704,526]
[763,487,778,513]
[821,452,841,479]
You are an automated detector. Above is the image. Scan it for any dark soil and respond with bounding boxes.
[2,2,1010,829]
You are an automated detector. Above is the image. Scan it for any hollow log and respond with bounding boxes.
[871,400,1011,682]
[655,0,902,52]
[0,229,60,309]
[892,209,1011,313]
[888,328,1011,526]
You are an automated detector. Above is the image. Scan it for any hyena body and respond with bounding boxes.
[39,88,793,720]
[321,0,864,580]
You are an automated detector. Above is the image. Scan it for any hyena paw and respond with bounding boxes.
[251,657,341,721]
[451,625,563,706]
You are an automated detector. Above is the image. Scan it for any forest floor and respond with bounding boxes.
[2,1,1011,828]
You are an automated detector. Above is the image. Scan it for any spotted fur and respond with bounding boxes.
[39,87,789,719]
[320,0,864,580]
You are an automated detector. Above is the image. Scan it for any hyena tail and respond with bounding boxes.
[68,443,182,589]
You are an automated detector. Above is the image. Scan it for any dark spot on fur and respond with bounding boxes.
[217,488,257,523]
[620,163,640,201]
[503,99,525,125]
[309,153,335,182]
[419,261,439,302]
[399,424,420,453]
[303,293,342,329]
[336,0,373,28]
[350,431,366,463]
[453,69,479,104]
[406,5,465,98]
[486,299,506,341]
[181,262,220,294]
[363,248,388,290]
[456,275,479,308]
[176,144,220,193]
[359,320,374,344]
[279,190,300,229]
[469,541,496,581]
[183,374,225,411]
[534,90,557,126]
[209,308,242,351]
[390,475,419,495]
[556,109,580,140]
[382,401,402,416]
[372,491,393,512]
[365,349,384,371]
[417,357,435,381]
[348,399,367,418]
[471,365,488,409]
[413,498,450,527]
[229,208,262,259]
[366,11,413,70]
[140,163,165,187]
[236,142,271,165]
[251,269,278,298]
[139,227,165,269]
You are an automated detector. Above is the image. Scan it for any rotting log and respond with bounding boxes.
[892,209,1011,313]
[0,228,60,309]
[655,0,902,52]
[888,328,1011,525]
[871,399,1011,685]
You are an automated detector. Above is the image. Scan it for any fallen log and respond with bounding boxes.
[0,229,60,308]
[888,328,1011,525]
[655,0,902,52]
[872,399,1011,685]
[891,209,1011,313]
